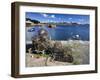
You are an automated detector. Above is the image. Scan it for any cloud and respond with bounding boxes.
[41,13,48,17]
[41,13,56,18]
[68,18,72,20]
[51,15,55,18]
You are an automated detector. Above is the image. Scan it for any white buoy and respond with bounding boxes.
[76,34,79,38]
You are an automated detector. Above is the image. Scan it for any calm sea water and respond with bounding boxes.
[26,24,89,41]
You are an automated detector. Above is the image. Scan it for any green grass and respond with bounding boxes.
[40,54,49,57]
[33,53,49,58]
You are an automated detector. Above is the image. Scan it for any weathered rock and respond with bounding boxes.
[31,28,51,52]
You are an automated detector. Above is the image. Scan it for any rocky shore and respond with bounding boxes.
[26,40,89,67]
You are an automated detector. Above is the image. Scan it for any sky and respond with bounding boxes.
[26,12,90,24]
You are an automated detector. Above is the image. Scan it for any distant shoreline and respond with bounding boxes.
[26,19,89,27]
[26,23,89,27]
[26,18,89,27]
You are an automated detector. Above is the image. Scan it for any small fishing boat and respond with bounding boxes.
[28,28,35,32]
[72,34,80,40]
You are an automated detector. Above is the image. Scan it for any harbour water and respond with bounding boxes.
[26,24,89,42]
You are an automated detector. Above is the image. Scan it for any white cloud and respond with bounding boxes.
[51,15,55,18]
[68,18,72,20]
[41,13,48,17]
[41,13,56,19]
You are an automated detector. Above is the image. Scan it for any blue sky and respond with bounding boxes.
[26,12,90,24]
